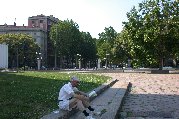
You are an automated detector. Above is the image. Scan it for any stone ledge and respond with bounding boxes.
[68,81,131,119]
[41,79,118,119]
[124,111,173,118]
[115,82,132,119]
[151,70,169,74]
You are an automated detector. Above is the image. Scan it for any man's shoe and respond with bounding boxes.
[85,115,95,119]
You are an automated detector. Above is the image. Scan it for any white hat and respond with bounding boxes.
[71,76,80,82]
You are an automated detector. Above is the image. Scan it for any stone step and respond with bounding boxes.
[69,81,131,119]
[120,111,173,119]
[124,117,173,119]
[41,79,119,119]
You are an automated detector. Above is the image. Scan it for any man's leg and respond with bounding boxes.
[81,98,90,108]
[69,98,79,109]
[69,98,86,111]
[80,97,100,116]
[69,98,91,118]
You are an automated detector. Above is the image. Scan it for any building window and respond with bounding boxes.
[32,21,35,24]
[40,20,43,23]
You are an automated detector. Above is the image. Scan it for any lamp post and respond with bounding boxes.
[89,61,90,69]
[105,53,109,69]
[97,58,101,69]
[36,52,41,70]
[128,59,131,68]
[54,24,58,70]
[104,58,107,69]
[77,54,81,70]
[23,41,26,71]
[16,46,19,72]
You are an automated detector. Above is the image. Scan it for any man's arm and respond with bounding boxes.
[71,92,89,100]
[78,90,88,97]
[73,87,88,97]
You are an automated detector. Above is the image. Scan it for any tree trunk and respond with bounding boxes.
[159,57,163,70]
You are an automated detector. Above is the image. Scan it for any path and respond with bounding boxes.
[102,73,179,119]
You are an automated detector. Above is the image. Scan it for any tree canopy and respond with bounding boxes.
[0,34,39,69]
[97,26,118,67]
[116,0,179,68]
[50,19,97,68]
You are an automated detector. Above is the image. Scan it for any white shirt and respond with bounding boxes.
[58,82,76,110]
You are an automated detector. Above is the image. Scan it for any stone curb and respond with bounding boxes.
[117,82,132,119]
[69,81,132,119]
[41,79,118,119]
[89,78,118,101]
[113,82,132,119]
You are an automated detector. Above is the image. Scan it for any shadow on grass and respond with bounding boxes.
[0,72,108,119]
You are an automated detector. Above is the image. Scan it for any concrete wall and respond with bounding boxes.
[0,44,8,68]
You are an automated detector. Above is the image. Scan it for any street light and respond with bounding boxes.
[105,53,109,69]
[36,52,42,70]
[23,41,27,71]
[88,61,90,69]
[104,58,107,69]
[54,24,58,70]
[16,46,19,71]
[76,54,81,69]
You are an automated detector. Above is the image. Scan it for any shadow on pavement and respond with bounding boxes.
[121,92,179,118]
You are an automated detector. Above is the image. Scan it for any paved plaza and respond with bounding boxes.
[101,73,179,119]
[41,71,179,119]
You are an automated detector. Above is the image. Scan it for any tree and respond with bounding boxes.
[0,34,39,69]
[122,0,179,68]
[114,32,131,66]
[50,19,82,68]
[50,19,99,69]
[80,32,97,68]
[97,26,117,67]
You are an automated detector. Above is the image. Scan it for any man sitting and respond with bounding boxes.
[58,76,99,119]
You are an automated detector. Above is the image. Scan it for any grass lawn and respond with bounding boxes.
[0,71,111,119]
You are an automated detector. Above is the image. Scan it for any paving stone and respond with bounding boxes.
[100,73,179,118]
[41,72,179,119]
[124,117,171,119]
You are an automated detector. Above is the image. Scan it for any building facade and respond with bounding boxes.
[0,14,59,67]
[0,24,47,65]
[28,14,59,67]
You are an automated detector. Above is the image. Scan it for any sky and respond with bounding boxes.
[0,0,144,38]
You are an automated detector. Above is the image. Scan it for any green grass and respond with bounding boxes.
[0,71,111,119]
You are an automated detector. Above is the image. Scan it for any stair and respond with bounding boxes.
[69,81,131,119]
[41,79,124,119]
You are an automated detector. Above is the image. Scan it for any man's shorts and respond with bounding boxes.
[59,100,70,110]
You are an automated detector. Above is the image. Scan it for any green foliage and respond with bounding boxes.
[0,72,110,119]
[50,19,97,68]
[120,0,179,68]
[50,19,81,56]
[0,34,39,68]
[80,32,97,67]
[50,19,81,68]
[97,26,118,65]
[114,32,131,65]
